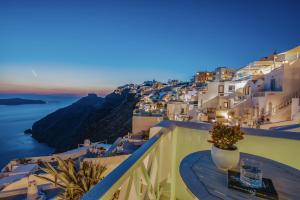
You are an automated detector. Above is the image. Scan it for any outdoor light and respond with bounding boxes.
[223,111,229,119]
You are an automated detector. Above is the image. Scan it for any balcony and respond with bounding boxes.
[82,121,300,200]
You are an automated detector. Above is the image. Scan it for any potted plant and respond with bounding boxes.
[208,123,245,170]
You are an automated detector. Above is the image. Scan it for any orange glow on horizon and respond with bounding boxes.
[0,83,113,96]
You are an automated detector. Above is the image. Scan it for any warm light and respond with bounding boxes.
[223,111,229,119]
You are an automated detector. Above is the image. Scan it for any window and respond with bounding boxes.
[218,85,224,93]
[181,108,185,114]
[224,102,229,108]
[244,86,251,95]
[229,85,235,91]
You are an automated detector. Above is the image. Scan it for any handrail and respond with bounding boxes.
[81,130,164,200]
[156,120,300,140]
[272,88,300,113]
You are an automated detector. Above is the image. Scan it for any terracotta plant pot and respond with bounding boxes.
[211,145,239,170]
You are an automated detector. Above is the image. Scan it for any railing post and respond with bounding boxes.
[118,175,133,200]
[170,129,178,200]
[133,169,142,200]
[155,144,161,199]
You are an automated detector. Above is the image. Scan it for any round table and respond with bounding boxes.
[180,150,300,200]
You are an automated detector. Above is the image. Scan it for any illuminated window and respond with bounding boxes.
[224,102,229,108]
[218,85,224,93]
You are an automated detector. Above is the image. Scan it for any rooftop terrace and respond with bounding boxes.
[82,121,300,200]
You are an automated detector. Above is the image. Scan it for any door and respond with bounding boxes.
[268,102,273,115]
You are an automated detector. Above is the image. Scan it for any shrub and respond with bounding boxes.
[208,123,244,150]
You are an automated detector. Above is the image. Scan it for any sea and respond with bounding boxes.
[0,94,80,169]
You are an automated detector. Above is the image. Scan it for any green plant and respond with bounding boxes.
[36,157,106,200]
[208,123,245,150]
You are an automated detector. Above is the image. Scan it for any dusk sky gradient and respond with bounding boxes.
[1,0,300,95]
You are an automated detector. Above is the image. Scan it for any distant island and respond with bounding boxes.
[0,98,46,105]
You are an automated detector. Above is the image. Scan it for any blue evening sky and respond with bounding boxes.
[0,0,300,95]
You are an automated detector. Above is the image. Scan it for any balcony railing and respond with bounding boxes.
[82,121,300,200]
[252,91,265,97]
[284,53,299,62]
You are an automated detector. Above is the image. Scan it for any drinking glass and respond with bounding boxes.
[240,159,262,188]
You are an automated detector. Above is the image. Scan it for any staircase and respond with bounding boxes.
[272,88,300,114]
[232,96,250,108]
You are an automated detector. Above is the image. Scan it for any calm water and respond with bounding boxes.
[0,94,79,169]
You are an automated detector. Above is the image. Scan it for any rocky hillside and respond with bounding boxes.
[31,90,139,152]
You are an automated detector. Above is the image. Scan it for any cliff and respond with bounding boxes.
[31,91,139,152]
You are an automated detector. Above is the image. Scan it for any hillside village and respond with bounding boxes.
[127,45,300,132]
[1,45,300,199]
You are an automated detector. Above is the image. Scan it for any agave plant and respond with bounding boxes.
[36,157,106,200]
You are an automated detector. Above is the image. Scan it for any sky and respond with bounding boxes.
[0,0,300,96]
